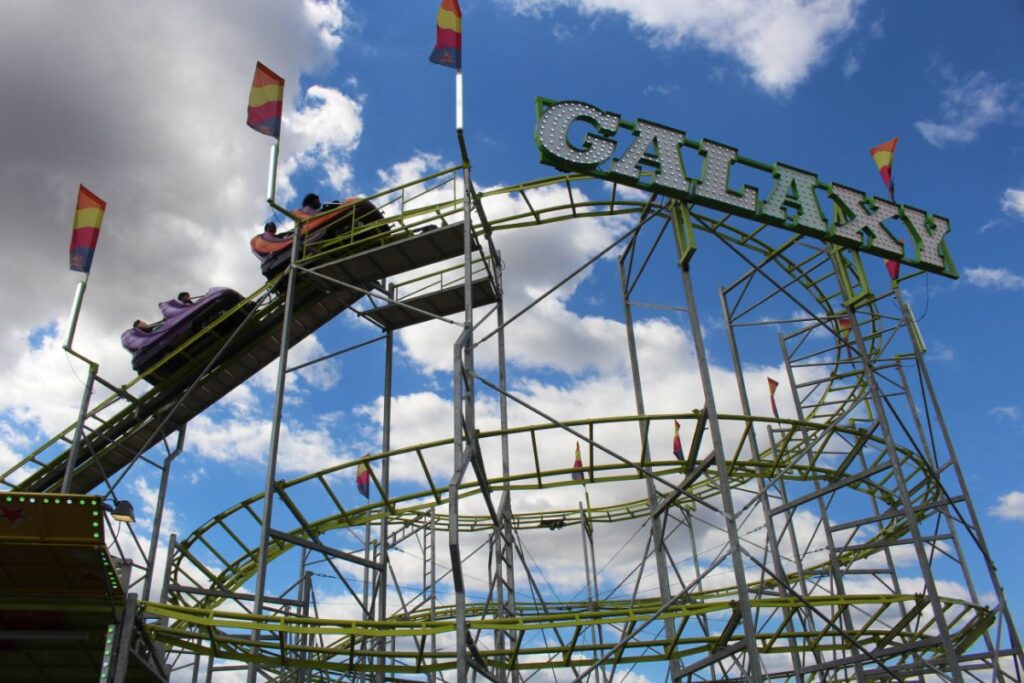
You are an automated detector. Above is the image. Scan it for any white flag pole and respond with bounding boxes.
[266,139,280,204]
[456,69,463,132]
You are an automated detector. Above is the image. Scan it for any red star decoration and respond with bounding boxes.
[0,505,29,526]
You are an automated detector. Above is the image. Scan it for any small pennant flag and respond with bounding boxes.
[429,0,462,69]
[70,185,106,273]
[572,442,584,481]
[885,258,901,281]
[869,137,898,201]
[838,316,854,358]
[356,461,371,498]
[767,377,780,419]
[672,420,683,460]
[247,62,284,138]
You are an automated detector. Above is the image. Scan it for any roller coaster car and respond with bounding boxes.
[121,287,254,381]
[251,198,388,280]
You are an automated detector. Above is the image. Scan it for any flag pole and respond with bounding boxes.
[247,61,285,206]
[64,275,89,351]
[456,70,463,132]
[452,25,472,683]
[61,275,98,493]
[266,140,279,203]
[62,184,107,493]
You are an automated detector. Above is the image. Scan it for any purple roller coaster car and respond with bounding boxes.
[121,287,248,376]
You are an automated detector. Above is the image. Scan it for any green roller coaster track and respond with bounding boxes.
[4,166,1019,682]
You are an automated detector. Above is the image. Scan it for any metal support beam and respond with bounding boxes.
[112,593,139,683]
[377,309,394,683]
[674,203,763,682]
[143,427,187,600]
[61,361,96,493]
[839,288,965,682]
[268,529,382,570]
[248,205,306,683]
[618,251,683,681]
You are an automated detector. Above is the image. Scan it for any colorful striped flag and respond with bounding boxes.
[247,62,285,139]
[572,442,584,481]
[70,185,106,273]
[767,377,780,419]
[838,316,854,358]
[356,461,371,498]
[429,0,462,69]
[869,137,898,201]
[672,420,683,460]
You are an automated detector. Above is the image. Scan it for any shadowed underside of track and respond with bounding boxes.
[12,223,480,494]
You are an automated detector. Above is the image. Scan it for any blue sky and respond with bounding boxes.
[0,0,1022,677]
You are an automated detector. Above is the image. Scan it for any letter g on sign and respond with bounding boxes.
[536,101,620,170]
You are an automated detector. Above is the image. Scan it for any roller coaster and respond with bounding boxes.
[0,158,1021,683]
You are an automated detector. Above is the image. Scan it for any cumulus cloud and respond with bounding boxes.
[133,475,180,539]
[0,1,358,482]
[963,266,1024,291]
[250,333,343,397]
[302,0,347,50]
[1002,188,1024,219]
[915,69,1017,147]
[989,491,1024,521]
[278,84,364,201]
[501,0,862,94]
[375,152,444,190]
[188,413,350,475]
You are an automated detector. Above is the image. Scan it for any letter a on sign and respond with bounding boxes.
[610,121,689,194]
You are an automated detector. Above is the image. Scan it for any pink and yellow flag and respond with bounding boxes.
[70,185,106,273]
[838,316,853,358]
[672,420,683,460]
[356,461,371,498]
[247,62,284,139]
[429,0,462,69]
[885,257,901,281]
[869,137,898,201]
[572,442,584,481]
[767,377,780,419]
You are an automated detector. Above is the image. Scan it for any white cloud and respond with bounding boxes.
[869,15,884,38]
[302,0,347,51]
[1002,188,1024,219]
[133,475,180,539]
[0,420,33,477]
[990,405,1021,422]
[188,413,349,475]
[915,70,1016,147]
[928,341,954,362]
[989,491,1024,521]
[0,1,360,485]
[963,266,1024,291]
[375,152,444,190]
[278,84,364,201]
[501,0,862,95]
[842,53,860,78]
[643,84,679,96]
[250,333,343,396]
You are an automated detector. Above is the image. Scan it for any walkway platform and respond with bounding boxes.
[363,277,498,330]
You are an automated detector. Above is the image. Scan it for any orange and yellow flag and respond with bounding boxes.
[869,137,898,201]
[70,185,106,274]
